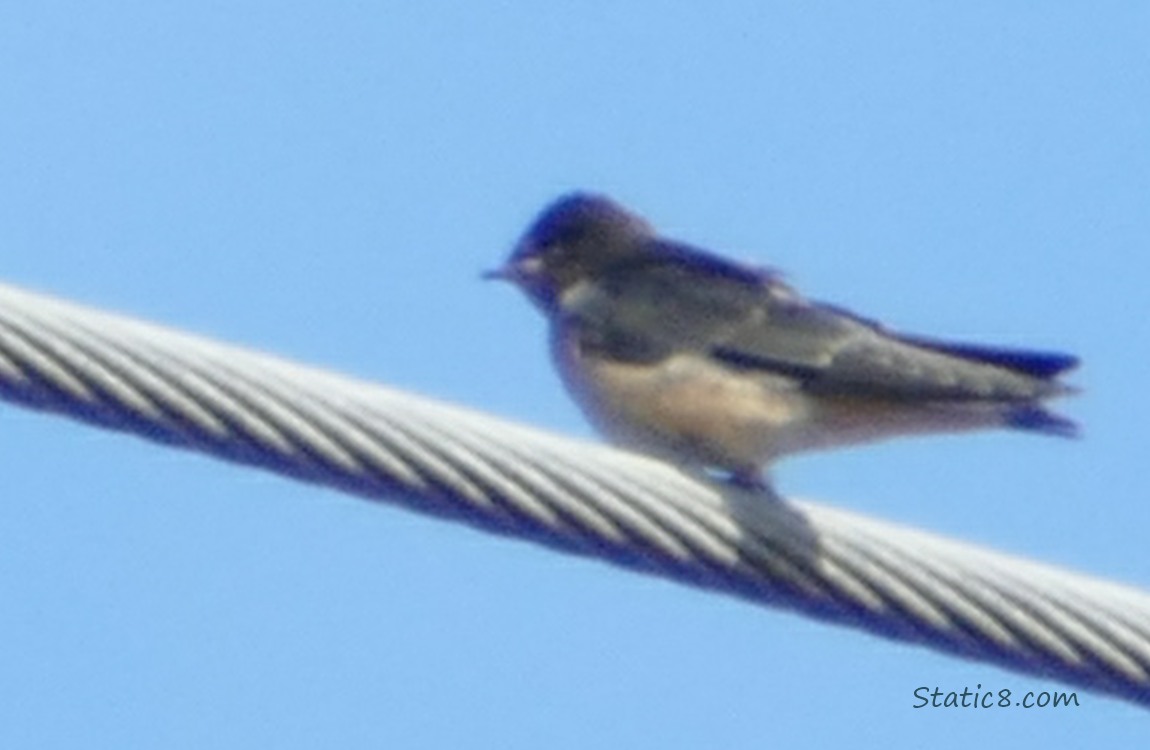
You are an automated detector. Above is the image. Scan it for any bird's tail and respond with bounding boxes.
[1004,404,1080,438]
[899,335,1081,438]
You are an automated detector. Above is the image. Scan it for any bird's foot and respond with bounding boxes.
[727,469,772,494]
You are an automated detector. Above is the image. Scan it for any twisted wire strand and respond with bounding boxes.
[2,281,1148,706]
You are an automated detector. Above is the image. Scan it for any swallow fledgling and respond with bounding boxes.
[487,192,1079,487]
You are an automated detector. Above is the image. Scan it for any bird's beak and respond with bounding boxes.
[482,265,514,282]
[482,251,542,284]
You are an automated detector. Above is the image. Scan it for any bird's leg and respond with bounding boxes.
[727,467,772,493]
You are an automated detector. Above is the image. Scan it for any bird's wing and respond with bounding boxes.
[713,293,1070,402]
[564,247,782,362]
[572,248,1071,403]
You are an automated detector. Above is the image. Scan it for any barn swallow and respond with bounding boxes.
[486,192,1078,487]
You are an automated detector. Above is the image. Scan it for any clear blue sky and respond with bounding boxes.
[2,3,1147,746]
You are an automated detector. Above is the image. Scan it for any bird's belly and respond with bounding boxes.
[553,336,814,472]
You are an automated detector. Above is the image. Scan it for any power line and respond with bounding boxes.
[2,281,1148,706]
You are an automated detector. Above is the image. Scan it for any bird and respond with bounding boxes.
[486,192,1079,488]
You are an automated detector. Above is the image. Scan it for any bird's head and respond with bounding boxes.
[485,192,653,311]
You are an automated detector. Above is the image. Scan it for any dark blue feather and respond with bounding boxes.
[1005,405,1080,438]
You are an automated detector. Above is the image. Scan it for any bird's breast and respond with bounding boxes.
[549,323,814,471]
